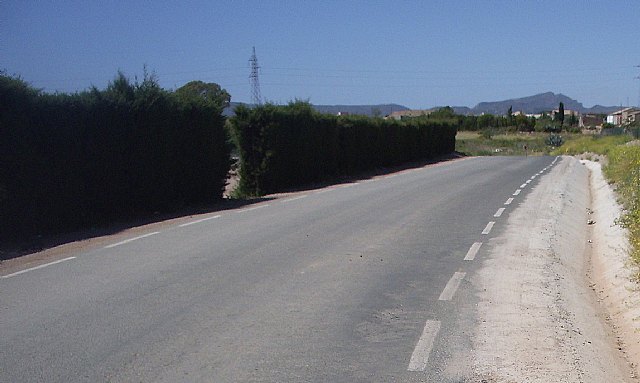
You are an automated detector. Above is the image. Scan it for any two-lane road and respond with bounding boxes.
[1,156,557,382]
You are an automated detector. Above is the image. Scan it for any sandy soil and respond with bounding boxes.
[472,156,637,382]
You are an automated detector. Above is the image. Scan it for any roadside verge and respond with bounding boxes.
[472,156,635,382]
[585,160,640,377]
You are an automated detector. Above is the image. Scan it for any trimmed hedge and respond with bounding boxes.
[0,73,230,243]
[229,101,457,196]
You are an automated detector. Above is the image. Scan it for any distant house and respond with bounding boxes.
[606,107,640,125]
[386,109,434,120]
[579,114,604,129]
[551,109,580,120]
[336,111,350,116]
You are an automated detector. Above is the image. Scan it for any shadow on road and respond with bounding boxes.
[0,197,274,261]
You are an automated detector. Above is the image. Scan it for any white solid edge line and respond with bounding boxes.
[504,198,514,205]
[1,256,76,279]
[237,204,270,213]
[513,189,521,196]
[464,242,483,261]
[179,215,222,227]
[281,195,308,203]
[408,320,441,371]
[439,272,466,301]
[494,207,505,217]
[482,221,495,235]
[105,232,160,249]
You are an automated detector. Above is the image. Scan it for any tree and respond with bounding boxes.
[507,105,513,125]
[558,102,565,128]
[175,81,231,110]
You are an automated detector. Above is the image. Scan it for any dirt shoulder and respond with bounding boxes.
[472,156,637,382]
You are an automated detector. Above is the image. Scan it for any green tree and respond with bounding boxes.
[558,102,565,128]
[507,105,513,125]
[175,81,231,110]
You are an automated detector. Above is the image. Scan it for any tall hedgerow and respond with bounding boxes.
[0,72,230,244]
[229,101,456,196]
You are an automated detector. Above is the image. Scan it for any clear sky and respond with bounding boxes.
[2,1,639,109]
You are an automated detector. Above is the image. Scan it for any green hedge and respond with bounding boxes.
[0,73,230,243]
[229,101,457,196]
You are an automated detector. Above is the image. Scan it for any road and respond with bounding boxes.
[1,156,557,382]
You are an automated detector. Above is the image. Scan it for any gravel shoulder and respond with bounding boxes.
[472,156,637,382]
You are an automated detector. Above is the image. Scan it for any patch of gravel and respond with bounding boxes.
[472,156,635,382]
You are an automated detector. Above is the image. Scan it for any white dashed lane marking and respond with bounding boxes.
[505,198,514,205]
[513,189,521,196]
[281,195,308,203]
[1,257,77,279]
[408,320,441,371]
[438,272,466,301]
[105,232,160,249]
[178,215,221,227]
[464,242,482,261]
[482,221,495,235]
[237,204,270,213]
[494,208,505,217]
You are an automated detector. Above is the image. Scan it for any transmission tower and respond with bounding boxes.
[249,47,262,105]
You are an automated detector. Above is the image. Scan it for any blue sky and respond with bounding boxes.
[2,1,639,109]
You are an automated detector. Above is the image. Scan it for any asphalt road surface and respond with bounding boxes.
[1,156,557,382]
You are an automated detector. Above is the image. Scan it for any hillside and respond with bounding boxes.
[470,92,619,115]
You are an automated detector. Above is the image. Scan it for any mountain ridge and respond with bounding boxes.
[223,93,621,117]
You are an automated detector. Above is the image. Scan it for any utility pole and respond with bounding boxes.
[634,64,640,107]
[249,47,262,106]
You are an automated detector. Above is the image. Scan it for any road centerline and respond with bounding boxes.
[494,208,505,217]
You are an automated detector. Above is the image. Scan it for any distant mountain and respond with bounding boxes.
[470,92,619,115]
[312,104,409,116]
[223,93,620,118]
[223,102,409,117]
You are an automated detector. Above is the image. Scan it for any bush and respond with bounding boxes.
[605,145,640,266]
[229,102,457,196]
[545,133,564,147]
[0,72,230,243]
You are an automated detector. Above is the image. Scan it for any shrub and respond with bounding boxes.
[545,133,564,147]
